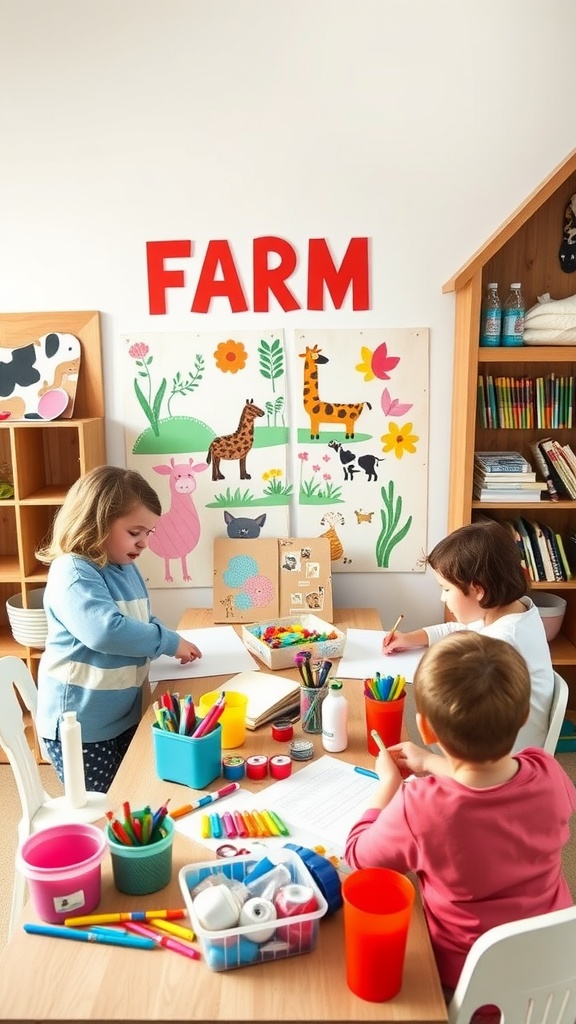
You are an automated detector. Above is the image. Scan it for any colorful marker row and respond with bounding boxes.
[200,808,289,840]
[364,674,406,702]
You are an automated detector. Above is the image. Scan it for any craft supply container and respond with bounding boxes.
[299,682,328,734]
[179,848,328,972]
[106,812,175,896]
[152,720,222,788]
[242,614,345,670]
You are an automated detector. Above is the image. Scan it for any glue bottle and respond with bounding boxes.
[60,711,88,808]
[321,680,348,752]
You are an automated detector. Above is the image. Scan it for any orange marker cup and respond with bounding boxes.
[364,691,406,755]
[342,868,415,1002]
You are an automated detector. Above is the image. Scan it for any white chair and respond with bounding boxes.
[543,670,569,755]
[448,905,576,1024]
[0,656,108,937]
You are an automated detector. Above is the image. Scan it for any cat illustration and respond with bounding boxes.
[224,511,267,538]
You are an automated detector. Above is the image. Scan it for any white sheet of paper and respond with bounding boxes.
[174,755,380,865]
[336,627,424,681]
[149,626,260,682]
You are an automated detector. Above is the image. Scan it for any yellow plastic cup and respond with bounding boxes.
[198,690,248,748]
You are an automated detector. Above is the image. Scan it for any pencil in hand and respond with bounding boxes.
[383,614,404,648]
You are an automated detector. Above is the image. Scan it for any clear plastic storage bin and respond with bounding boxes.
[179,848,328,971]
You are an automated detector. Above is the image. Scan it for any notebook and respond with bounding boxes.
[211,670,300,730]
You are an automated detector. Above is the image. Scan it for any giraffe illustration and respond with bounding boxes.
[206,398,265,481]
[300,345,371,439]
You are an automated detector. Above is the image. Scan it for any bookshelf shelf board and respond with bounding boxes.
[478,347,576,364]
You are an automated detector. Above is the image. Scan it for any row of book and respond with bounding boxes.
[529,438,576,501]
[476,513,574,584]
[477,374,574,430]
[473,451,546,503]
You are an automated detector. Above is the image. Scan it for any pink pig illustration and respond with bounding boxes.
[148,457,208,582]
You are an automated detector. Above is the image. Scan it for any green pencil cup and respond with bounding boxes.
[106,812,174,896]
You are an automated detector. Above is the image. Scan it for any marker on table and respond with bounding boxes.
[23,923,157,950]
[170,781,240,818]
[64,909,186,927]
[384,613,404,647]
[123,921,200,960]
[354,766,379,780]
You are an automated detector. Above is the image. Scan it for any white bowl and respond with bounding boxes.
[532,592,567,641]
[6,588,46,612]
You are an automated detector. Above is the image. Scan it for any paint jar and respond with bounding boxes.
[198,690,248,748]
[342,868,415,1001]
[16,822,107,924]
[106,812,174,896]
[299,682,328,733]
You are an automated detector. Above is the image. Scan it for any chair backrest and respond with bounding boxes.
[448,905,576,1024]
[543,670,569,754]
[0,656,48,835]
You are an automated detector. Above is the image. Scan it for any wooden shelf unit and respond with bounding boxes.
[444,149,576,709]
[0,311,105,762]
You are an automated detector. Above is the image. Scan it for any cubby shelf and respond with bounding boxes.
[0,311,106,762]
[444,149,576,709]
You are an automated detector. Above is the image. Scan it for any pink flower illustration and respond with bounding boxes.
[381,387,413,417]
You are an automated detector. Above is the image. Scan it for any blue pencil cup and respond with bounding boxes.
[152,720,222,788]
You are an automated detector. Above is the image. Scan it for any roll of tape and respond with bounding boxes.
[271,719,294,742]
[238,897,277,943]
[284,843,343,916]
[289,739,314,761]
[192,884,241,930]
[222,755,246,781]
[270,754,292,779]
[246,754,269,780]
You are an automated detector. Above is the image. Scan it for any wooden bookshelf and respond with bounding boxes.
[0,311,105,762]
[444,149,576,710]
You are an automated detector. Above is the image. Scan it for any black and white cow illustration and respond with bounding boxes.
[328,440,385,482]
[0,332,81,419]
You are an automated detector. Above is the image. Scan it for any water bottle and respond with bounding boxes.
[502,283,525,346]
[321,680,348,752]
[480,283,502,347]
[60,711,88,808]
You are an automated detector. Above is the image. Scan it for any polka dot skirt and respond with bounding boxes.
[42,725,138,793]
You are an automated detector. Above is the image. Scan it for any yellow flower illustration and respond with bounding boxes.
[381,421,419,459]
[355,345,375,382]
[213,339,248,373]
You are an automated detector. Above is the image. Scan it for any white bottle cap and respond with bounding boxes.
[487,282,498,288]
[511,282,521,289]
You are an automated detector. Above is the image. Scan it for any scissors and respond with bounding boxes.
[216,843,251,858]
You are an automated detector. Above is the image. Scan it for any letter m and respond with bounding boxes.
[307,237,370,311]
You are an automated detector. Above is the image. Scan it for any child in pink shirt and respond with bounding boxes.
[345,631,575,993]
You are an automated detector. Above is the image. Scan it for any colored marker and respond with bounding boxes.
[124,921,200,960]
[149,919,195,942]
[64,909,186,927]
[354,765,379,780]
[23,923,156,950]
[170,781,240,818]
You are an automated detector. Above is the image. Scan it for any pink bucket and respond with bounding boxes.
[17,823,107,923]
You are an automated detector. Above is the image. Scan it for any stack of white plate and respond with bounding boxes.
[6,588,48,649]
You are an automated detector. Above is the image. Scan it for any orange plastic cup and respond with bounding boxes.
[198,690,248,749]
[342,868,415,1002]
[364,691,405,755]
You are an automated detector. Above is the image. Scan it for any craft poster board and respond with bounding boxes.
[0,331,81,420]
[213,537,280,622]
[278,536,333,619]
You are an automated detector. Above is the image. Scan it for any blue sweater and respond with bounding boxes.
[36,554,181,742]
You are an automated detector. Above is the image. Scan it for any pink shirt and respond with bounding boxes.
[344,748,576,988]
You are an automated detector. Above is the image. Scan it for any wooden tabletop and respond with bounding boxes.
[0,608,447,1024]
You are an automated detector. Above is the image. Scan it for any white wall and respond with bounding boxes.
[1,0,574,629]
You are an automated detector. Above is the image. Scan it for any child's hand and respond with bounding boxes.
[387,741,430,776]
[375,746,401,782]
[175,638,202,663]
[382,628,428,654]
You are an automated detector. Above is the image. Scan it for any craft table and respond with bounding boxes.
[0,607,447,1023]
